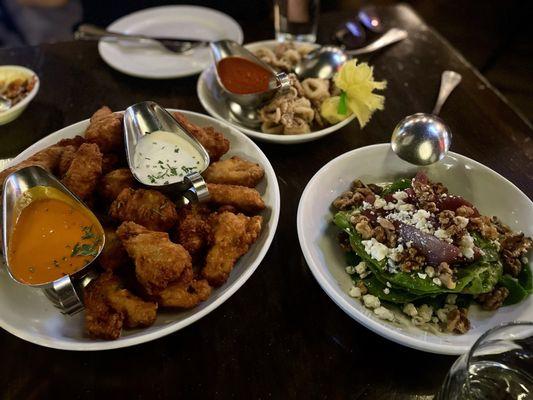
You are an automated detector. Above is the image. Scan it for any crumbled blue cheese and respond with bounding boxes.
[434,228,453,243]
[432,277,442,286]
[383,288,390,294]
[362,238,389,261]
[354,261,367,275]
[392,191,408,201]
[345,266,356,275]
[349,286,362,298]
[362,294,381,309]
[460,233,475,259]
[425,266,435,278]
[453,216,469,229]
[388,244,404,262]
[373,197,387,209]
[374,306,395,321]
[417,272,427,279]
[403,303,418,317]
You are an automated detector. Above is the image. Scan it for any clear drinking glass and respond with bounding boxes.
[273,0,319,43]
[438,322,533,400]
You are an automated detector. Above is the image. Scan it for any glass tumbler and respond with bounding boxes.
[273,0,319,43]
[438,322,533,400]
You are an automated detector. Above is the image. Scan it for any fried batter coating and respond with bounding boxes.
[99,227,129,271]
[117,221,192,295]
[173,112,229,161]
[84,274,124,340]
[157,277,212,308]
[203,156,265,188]
[101,153,124,174]
[97,272,158,328]
[202,211,262,286]
[61,143,103,200]
[109,188,178,232]
[175,203,211,259]
[57,145,77,177]
[207,183,266,214]
[85,106,124,153]
[98,168,136,203]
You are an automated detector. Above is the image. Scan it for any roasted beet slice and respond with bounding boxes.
[396,222,461,266]
[438,195,479,216]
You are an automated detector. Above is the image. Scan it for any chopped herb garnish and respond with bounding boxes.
[174,148,180,153]
[71,242,99,257]
[81,225,96,240]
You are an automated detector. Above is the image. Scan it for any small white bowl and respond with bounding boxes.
[197,40,357,144]
[297,143,533,355]
[0,65,39,125]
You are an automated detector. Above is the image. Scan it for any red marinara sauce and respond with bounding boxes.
[217,56,273,94]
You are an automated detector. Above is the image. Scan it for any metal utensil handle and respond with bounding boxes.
[432,70,462,115]
[183,172,210,203]
[43,275,84,315]
[75,24,152,43]
[346,28,408,56]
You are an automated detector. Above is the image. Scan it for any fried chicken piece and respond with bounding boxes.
[173,112,229,161]
[61,143,103,200]
[97,272,158,328]
[202,211,262,286]
[109,188,178,232]
[207,183,266,214]
[102,153,124,174]
[174,203,212,259]
[203,156,265,188]
[84,274,124,340]
[85,106,124,153]
[157,276,212,308]
[98,168,136,203]
[99,227,129,271]
[117,221,192,295]
[57,145,77,177]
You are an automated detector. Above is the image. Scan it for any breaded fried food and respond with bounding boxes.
[207,183,266,214]
[203,156,265,188]
[97,272,158,328]
[85,106,124,153]
[173,112,229,161]
[117,221,192,295]
[175,203,211,259]
[202,211,262,286]
[157,275,212,308]
[109,188,178,231]
[57,145,77,177]
[99,227,129,271]
[101,153,124,174]
[61,143,103,200]
[84,274,124,340]
[98,168,136,203]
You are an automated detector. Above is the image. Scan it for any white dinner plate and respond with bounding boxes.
[0,110,280,351]
[197,40,357,144]
[99,6,243,79]
[297,143,533,355]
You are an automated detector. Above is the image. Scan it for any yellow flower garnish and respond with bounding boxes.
[320,96,353,124]
[322,59,386,127]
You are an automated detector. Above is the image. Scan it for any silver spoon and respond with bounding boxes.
[0,94,12,112]
[295,28,408,80]
[391,70,462,165]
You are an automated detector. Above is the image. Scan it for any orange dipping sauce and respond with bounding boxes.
[217,56,273,94]
[8,187,103,285]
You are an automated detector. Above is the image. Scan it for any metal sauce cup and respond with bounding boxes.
[2,166,105,315]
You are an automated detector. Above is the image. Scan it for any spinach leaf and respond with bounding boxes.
[517,262,532,292]
[381,178,412,196]
[359,274,430,304]
[500,274,529,306]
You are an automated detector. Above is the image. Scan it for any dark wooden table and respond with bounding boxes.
[0,5,531,399]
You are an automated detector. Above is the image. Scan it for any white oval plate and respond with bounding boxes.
[197,39,357,144]
[297,143,533,355]
[0,110,280,351]
[99,6,243,79]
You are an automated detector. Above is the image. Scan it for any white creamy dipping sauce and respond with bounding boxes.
[133,130,206,185]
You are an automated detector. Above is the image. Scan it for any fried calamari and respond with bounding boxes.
[174,203,211,260]
[98,168,136,203]
[85,106,124,153]
[109,188,178,231]
[99,227,129,271]
[203,156,265,188]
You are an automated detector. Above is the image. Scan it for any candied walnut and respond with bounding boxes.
[477,287,509,311]
[456,205,475,218]
[350,179,365,190]
[377,217,395,231]
[398,247,425,272]
[356,281,368,295]
[431,182,448,195]
[438,210,455,227]
[470,215,499,240]
[332,191,361,210]
[373,226,386,243]
[446,308,470,334]
[354,216,373,240]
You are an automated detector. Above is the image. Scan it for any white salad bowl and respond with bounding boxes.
[197,40,357,144]
[297,143,533,355]
[0,110,280,351]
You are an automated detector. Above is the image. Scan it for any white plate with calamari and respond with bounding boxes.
[197,40,357,144]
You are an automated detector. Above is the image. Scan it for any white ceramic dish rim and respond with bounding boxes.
[0,109,280,351]
[196,39,357,143]
[98,5,244,79]
[297,143,532,355]
[0,65,40,117]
